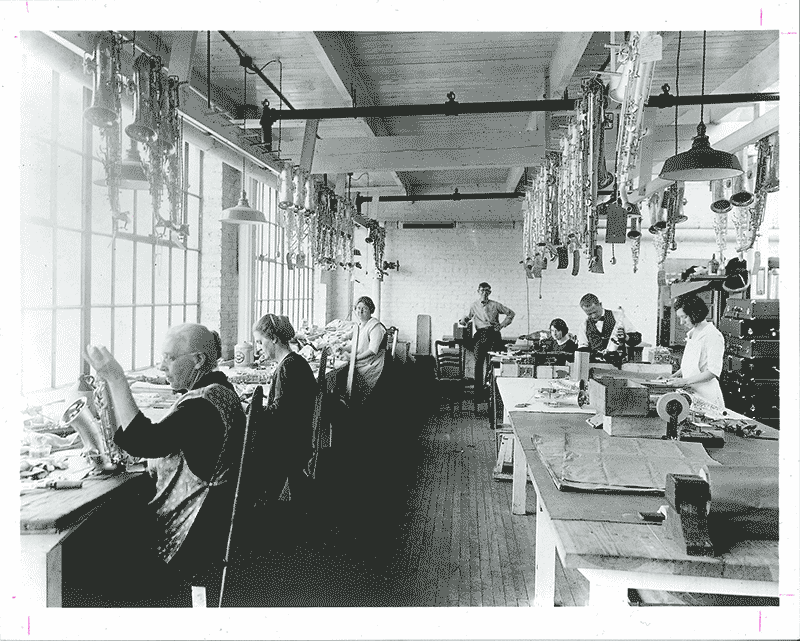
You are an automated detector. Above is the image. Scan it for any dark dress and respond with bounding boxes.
[258,352,317,504]
[114,370,246,604]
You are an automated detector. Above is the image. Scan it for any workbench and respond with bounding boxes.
[496,376,781,607]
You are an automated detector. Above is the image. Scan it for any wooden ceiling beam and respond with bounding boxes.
[506,32,593,191]
[305,31,405,191]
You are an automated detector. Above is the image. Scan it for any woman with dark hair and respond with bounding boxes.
[665,294,725,406]
[545,318,577,354]
[252,313,317,503]
[85,323,247,605]
[351,296,387,404]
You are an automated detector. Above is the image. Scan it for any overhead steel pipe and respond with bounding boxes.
[263,92,778,121]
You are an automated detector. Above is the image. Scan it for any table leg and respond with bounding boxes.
[532,495,556,607]
[581,570,630,606]
[511,435,527,515]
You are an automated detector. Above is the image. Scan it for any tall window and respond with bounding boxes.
[19,51,202,394]
[251,181,314,330]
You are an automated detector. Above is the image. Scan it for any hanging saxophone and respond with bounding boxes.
[736,132,779,253]
[84,32,129,231]
[577,77,606,266]
[614,32,659,209]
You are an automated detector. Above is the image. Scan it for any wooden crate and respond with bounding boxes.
[602,414,665,437]
[589,376,649,416]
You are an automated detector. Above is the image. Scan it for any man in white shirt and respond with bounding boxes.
[460,282,515,401]
[576,293,641,359]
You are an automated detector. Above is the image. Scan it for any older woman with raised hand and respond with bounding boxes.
[84,323,246,605]
[351,296,387,405]
[252,313,317,505]
[665,294,726,407]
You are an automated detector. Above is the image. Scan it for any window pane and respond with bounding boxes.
[59,75,84,153]
[56,149,84,230]
[115,237,134,305]
[91,235,113,305]
[171,305,185,326]
[186,252,198,304]
[20,137,51,219]
[187,143,201,196]
[134,306,153,370]
[136,243,153,305]
[134,189,152,236]
[90,307,111,348]
[91,160,114,235]
[153,306,169,353]
[54,309,82,387]
[20,55,52,136]
[185,304,198,324]
[153,246,170,304]
[55,228,82,307]
[171,250,185,304]
[114,307,133,371]
[118,188,135,233]
[21,224,54,308]
[21,310,53,393]
[186,196,200,250]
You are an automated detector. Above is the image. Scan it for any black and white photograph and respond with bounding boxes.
[1,2,798,639]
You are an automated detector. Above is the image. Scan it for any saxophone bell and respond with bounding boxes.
[710,179,732,214]
[83,32,120,129]
[60,398,116,472]
[125,54,159,145]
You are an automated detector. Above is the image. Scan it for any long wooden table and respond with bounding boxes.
[496,377,780,607]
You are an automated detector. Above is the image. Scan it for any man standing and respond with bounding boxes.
[460,282,515,401]
[577,293,641,358]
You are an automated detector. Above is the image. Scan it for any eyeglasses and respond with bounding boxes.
[161,351,198,366]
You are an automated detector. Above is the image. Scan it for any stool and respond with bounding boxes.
[492,426,515,481]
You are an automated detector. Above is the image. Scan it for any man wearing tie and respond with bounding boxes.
[577,292,641,359]
[460,282,515,402]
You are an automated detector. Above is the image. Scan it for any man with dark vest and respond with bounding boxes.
[577,293,642,358]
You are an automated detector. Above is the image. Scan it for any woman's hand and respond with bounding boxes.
[664,377,686,387]
[84,345,127,383]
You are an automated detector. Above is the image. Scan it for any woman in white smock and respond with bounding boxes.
[351,295,387,404]
[666,293,725,407]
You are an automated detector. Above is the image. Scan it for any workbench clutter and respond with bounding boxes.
[655,465,778,557]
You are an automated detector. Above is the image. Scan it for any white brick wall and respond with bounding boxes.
[377,183,780,353]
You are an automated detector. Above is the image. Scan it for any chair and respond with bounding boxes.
[435,340,466,416]
[218,384,264,607]
[385,326,399,359]
[305,346,331,481]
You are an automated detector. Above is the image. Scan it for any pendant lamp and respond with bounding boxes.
[93,138,149,190]
[659,32,743,182]
[222,67,266,225]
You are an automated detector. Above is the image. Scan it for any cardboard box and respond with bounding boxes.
[589,376,650,416]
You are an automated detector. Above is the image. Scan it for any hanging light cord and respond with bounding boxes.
[674,32,681,155]
[242,65,247,189]
[700,31,707,124]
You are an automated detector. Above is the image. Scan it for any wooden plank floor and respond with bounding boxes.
[226,399,590,607]
[381,401,590,607]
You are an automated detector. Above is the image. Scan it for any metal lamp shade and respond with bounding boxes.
[93,140,149,190]
[222,192,266,224]
[659,122,743,182]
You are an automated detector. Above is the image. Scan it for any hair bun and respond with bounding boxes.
[211,330,222,360]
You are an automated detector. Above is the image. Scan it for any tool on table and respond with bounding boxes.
[20,479,84,494]
[657,391,690,440]
[642,467,779,556]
